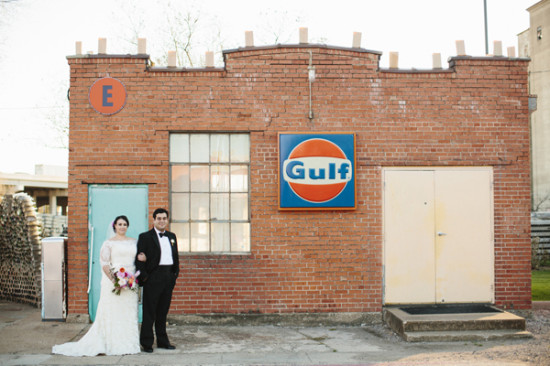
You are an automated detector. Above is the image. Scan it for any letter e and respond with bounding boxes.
[102,85,113,107]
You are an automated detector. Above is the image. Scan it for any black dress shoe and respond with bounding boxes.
[158,343,176,350]
[142,346,153,353]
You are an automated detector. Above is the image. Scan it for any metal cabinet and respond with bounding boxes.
[41,237,66,320]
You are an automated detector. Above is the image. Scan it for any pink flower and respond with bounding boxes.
[111,268,140,295]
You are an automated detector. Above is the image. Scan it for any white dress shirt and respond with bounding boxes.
[155,228,174,265]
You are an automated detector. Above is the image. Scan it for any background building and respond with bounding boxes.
[519,0,550,211]
[0,165,68,215]
[0,165,68,237]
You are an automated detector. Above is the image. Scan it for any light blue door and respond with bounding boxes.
[88,185,148,322]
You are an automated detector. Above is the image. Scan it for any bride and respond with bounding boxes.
[52,215,146,356]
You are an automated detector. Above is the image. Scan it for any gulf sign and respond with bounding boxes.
[89,77,127,115]
[279,133,356,210]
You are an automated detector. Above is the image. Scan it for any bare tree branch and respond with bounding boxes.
[257,9,304,45]
[0,0,22,59]
[43,83,69,150]
[166,2,200,67]
[534,191,550,211]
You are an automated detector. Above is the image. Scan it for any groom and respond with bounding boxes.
[135,208,179,353]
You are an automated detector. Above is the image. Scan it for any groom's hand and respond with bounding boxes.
[137,271,148,286]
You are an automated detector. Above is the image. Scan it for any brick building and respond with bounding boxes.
[66,41,531,320]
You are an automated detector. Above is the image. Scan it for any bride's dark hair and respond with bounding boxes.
[112,215,130,231]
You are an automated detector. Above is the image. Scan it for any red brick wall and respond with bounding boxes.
[66,46,531,315]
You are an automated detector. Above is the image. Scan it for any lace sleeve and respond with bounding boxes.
[99,240,112,267]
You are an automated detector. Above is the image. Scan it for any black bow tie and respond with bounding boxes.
[159,232,166,238]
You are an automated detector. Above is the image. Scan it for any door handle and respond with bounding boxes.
[437,232,447,236]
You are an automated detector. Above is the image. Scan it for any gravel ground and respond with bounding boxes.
[377,308,550,365]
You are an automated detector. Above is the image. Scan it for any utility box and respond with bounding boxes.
[41,237,66,321]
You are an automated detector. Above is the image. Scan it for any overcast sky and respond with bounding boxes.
[0,0,536,174]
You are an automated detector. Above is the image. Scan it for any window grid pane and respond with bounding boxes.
[191,222,209,251]
[170,133,250,253]
[231,193,248,221]
[190,193,210,220]
[190,166,209,192]
[231,134,250,162]
[170,134,189,162]
[211,223,230,252]
[211,134,229,162]
[171,165,189,192]
[231,223,250,252]
[190,134,209,162]
[172,223,190,252]
[211,165,230,192]
[172,193,189,221]
[230,165,248,192]
[211,193,230,221]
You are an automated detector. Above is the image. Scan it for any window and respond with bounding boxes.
[170,133,250,253]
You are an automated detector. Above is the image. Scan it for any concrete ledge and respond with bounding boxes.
[385,307,525,332]
[65,311,383,326]
[532,301,550,310]
[168,312,382,326]
[404,329,533,342]
[65,313,90,324]
[384,306,531,342]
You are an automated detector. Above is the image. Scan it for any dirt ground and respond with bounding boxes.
[376,308,550,365]
[0,300,548,365]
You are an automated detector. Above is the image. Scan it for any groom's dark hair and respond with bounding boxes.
[153,208,169,219]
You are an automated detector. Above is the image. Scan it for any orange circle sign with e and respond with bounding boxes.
[89,77,127,115]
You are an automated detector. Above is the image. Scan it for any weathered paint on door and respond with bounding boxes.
[383,168,494,305]
[88,185,148,321]
[434,170,494,303]
[383,170,436,303]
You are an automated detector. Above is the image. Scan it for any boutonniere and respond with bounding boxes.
[170,239,175,247]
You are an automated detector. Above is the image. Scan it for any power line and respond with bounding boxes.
[0,106,66,111]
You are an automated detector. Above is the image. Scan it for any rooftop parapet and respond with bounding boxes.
[67,28,526,73]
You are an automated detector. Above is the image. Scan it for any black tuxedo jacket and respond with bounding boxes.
[135,228,179,286]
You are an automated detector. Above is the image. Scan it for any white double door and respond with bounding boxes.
[383,168,494,305]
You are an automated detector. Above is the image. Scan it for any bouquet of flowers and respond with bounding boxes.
[111,267,140,295]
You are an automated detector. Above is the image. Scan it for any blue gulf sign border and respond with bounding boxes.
[279,133,356,210]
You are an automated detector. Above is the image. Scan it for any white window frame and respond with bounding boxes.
[169,133,251,254]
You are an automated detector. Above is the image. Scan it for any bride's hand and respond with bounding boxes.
[137,252,146,262]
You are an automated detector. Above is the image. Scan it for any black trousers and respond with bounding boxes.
[140,266,175,348]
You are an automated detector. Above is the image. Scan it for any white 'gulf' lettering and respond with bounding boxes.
[283,157,352,185]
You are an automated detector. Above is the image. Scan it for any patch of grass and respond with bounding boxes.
[532,270,550,301]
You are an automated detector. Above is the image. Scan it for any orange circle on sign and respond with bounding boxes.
[89,77,127,115]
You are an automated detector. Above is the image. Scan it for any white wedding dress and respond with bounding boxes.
[52,239,140,356]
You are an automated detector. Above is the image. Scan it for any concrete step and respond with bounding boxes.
[384,306,532,342]
[403,329,533,342]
